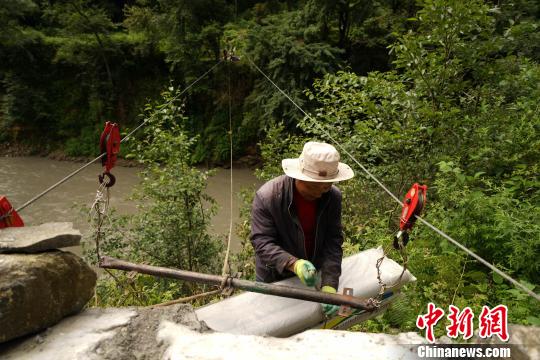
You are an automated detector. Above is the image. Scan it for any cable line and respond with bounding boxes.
[246,56,540,303]
[221,59,234,277]
[15,59,224,213]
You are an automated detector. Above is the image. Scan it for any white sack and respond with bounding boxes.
[196,247,416,337]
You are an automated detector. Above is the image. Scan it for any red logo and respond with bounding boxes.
[478,305,509,342]
[417,304,509,342]
[446,305,474,340]
[416,303,445,343]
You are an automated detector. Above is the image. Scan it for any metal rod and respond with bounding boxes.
[99,256,377,311]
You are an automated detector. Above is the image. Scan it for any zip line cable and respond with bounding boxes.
[246,56,540,303]
[15,59,224,214]
[415,216,539,302]
[222,60,234,277]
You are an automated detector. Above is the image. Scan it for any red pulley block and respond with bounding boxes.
[99,121,120,187]
[0,196,24,229]
[393,183,427,249]
[400,183,427,231]
[99,121,121,173]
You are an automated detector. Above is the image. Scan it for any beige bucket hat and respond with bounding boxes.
[282,141,354,182]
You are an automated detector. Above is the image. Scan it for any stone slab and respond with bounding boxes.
[0,222,81,253]
[0,308,137,360]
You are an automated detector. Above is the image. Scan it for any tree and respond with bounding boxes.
[238,9,343,133]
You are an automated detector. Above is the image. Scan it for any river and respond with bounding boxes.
[0,157,262,254]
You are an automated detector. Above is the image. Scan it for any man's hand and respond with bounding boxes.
[321,286,340,317]
[292,259,317,287]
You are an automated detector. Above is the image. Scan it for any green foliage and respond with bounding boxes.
[242,9,344,130]
[1,0,168,150]
[432,163,539,281]
[0,0,39,47]
[64,125,100,157]
[240,0,540,334]
[130,86,222,273]
[255,122,307,181]
[1,0,423,162]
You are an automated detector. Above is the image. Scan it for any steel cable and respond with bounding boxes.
[221,59,234,277]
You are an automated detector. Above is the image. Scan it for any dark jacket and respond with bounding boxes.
[250,175,343,289]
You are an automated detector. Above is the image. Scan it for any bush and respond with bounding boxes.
[83,85,224,306]
[64,126,100,157]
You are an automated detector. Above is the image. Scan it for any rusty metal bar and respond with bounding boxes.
[99,256,377,311]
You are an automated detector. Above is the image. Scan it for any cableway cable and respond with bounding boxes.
[221,59,234,277]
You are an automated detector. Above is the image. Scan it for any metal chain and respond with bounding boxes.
[89,181,148,306]
[375,237,409,303]
[89,181,110,261]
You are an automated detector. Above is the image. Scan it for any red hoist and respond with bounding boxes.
[98,121,121,187]
[393,183,428,249]
[1,122,121,229]
[0,196,24,229]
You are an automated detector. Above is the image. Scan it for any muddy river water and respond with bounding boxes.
[0,156,262,254]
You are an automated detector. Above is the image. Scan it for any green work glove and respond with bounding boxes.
[293,259,317,287]
[321,286,340,317]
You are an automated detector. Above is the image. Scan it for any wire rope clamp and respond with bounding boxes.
[337,288,354,317]
[220,272,241,296]
[223,49,240,62]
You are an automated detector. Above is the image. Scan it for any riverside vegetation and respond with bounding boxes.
[2,0,539,336]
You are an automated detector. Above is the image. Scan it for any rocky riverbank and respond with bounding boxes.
[0,142,141,168]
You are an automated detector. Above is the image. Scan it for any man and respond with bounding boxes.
[250,141,354,316]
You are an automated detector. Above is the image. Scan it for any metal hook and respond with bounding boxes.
[98,172,116,188]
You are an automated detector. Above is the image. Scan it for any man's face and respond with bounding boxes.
[295,180,333,201]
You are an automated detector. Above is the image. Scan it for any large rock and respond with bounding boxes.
[0,250,96,343]
[159,323,424,360]
[0,304,209,360]
[0,222,81,253]
[0,302,538,360]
